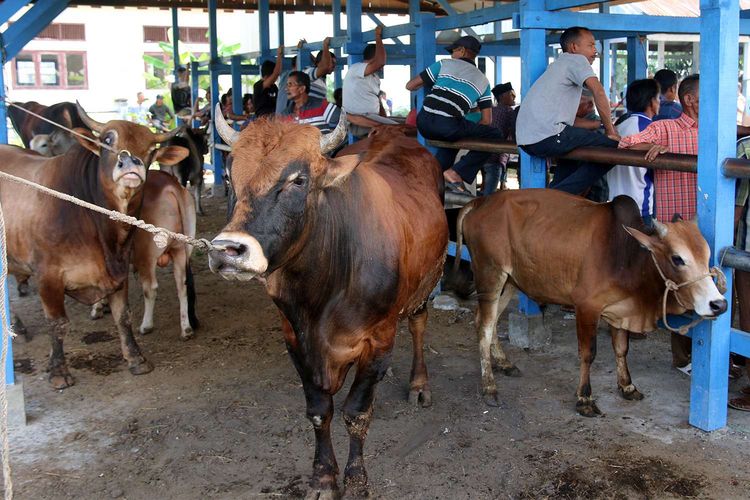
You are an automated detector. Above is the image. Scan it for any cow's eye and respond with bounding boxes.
[103,134,113,146]
[671,255,685,267]
[292,175,306,187]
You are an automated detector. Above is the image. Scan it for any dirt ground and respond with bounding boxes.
[5,194,750,500]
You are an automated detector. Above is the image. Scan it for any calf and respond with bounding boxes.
[208,114,448,497]
[1,104,188,389]
[455,189,727,416]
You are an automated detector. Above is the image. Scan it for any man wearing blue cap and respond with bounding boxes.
[406,35,503,191]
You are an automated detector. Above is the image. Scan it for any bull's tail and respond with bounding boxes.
[186,262,199,330]
[452,199,477,276]
[178,183,199,330]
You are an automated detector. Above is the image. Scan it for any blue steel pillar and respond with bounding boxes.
[347,0,364,66]
[414,13,436,146]
[599,4,610,99]
[231,55,243,130]
[0,68,11,391]
[190,62,200,128]
[208,0,223,188]
[277,10,285,46]
[518,0,546,317]
[172,7,180,81]
[494,21,502,85]
[409,0,420,78]
[626,35,647,83]
[333,0,343,89]
[259,0,271,63]
[690,0,739,432]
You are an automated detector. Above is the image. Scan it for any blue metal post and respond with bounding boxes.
[347,0,364,66]
[277,9,285,47]
[626,35,647,83]
[517,0,547,316]
[259,0,271,62]
[297,44,311,70]
[2,1,70,60]
[690,0,739,432]
[231,55,243,131]
[191,62,200,128]
[0,0,28,25]
[0,68,12,388]
[208,0,223,187]
[414,13,436,146]
[172,7,180,81]
[494,21,502,85]
[333,0,343,89]
[599,3,610,99]
[409,0,420,78]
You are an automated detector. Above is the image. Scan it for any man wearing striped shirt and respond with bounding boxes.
[281,71,340,133]
[406,35,502,189]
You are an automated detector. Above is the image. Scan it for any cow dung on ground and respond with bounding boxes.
[7,195,750,499]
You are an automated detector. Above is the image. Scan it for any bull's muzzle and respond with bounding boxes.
[208,231,268,281]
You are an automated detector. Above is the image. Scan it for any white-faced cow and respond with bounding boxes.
[208,112,448,497]
[0,104,188,389]
[455,189,727,416]
[89,170,199,340]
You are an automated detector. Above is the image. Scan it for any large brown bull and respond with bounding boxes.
[0,105,188,389]
[208,112,448,497]
[8,100,88,155]
[455,189,727,416]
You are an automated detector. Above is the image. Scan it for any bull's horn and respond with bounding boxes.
[75,101,104,133]
[320,113,348,154]
[215,103,240,146]
[153,126,183,144]
[652,219,669,239]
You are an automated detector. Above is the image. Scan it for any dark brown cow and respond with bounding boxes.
[208,113,448,497]
[455,189,727,416]
[8,101,87,155]
[90,170,199,340]
[1,105,188,389]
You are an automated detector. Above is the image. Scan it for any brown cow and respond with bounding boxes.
[0,104,188,389]
[89,170,199,340]
[208,112,448,497]
[455,189,727,416]
[8,100,87,155]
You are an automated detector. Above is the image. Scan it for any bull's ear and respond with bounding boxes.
[61,108,73,128]
[320,155,360,187]
[73,127,100,156]
[623,225,657,251]
[154,145,189,166]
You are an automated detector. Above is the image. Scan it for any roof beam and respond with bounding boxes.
[545,0,605,10]
[3,1,70,60]
[0,0,30,25]
[433,0,478,37]
[516,10,701,34]
[434,3,518,31]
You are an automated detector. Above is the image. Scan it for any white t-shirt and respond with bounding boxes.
[515,53,596,145]
[342,62,381,115]
[606,113,655,218]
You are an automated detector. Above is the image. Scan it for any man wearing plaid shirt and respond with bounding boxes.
[618,74,700,222]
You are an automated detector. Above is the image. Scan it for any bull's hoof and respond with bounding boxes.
[179,328,194,341]
[128,359,154,376]
[408,387,432,407]
[502,365,522,377]
[576,398,603,417]
[482,390,502,407]
[90,308,104,320]
[619,385,644,401]
[139,326,154,335]
[344,466,370,498]
[305,485,340,500]
[49,371,76,390]
[17,281,30,297]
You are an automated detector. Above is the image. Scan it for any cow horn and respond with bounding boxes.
[652,219,669,239]
[214,103,240,146]
[320,114,348,154]
[153,126,183,144]
[75,101,104,133]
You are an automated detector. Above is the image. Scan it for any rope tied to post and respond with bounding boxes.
[0,199,14,499]
[649,252,727,336]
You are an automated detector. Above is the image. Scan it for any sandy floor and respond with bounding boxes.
[5,194,750,499]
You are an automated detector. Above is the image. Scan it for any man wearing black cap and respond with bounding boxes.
[406,35,504,190]
[171,65,192,118]
[481,82,518,194]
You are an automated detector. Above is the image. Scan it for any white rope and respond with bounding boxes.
[0,199,14,500]
[0,170,215,252]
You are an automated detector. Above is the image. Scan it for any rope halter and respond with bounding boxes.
[649,252,727,335]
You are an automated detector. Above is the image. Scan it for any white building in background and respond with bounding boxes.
[3,5,518,122]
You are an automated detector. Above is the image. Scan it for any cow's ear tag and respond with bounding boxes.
[73,127,100,156]
[623,225,654,251]
[320,156,360,187]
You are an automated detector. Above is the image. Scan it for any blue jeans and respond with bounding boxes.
[521,125,618,196]
[481,162,504,196]
[417,111,505,183]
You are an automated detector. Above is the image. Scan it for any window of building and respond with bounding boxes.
[36,23,86,41]
[11,52,88,89]
[143,26,208,43]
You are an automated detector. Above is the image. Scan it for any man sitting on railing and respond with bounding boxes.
[515,26,620,196]
[406,35,503,192]
[280,71,340,133]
